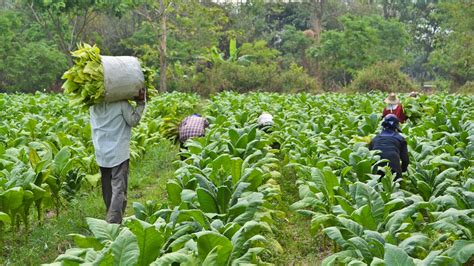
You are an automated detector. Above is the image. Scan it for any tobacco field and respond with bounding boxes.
[0,92,473,265]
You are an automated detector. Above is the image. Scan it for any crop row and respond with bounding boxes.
[207,92,474,265]
[47,114,283,264]
[0,92,200,235]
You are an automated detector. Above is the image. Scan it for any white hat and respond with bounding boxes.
[258,113,274,126]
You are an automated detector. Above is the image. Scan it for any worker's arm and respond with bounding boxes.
[400,139,409,172]
[399,105,408,123]
[122,101,145,127]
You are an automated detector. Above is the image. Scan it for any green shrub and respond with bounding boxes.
[351,61,415,92]
[4,42,67,92]
[433,79,451,93]
[185,62,319,95]
[455,81,474,94]
[274,63,319,93]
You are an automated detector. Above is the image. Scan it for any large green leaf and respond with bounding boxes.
[196,188,219,213]
[444,240,474,264]
[86,218,121,243]
[127,219,164,266]
[69,234,104,251]
[322,250,359,266]
[150,251,192,266]
[0,211,11,225]
[110,228,139,266]
[383,244,415,266]
[166,180,182,206]
[196,231,232,264]
[231,158,243,185]
[217,186,231,214]
[0,187,24,210]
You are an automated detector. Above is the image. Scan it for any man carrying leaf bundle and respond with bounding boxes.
[90,89,146,224]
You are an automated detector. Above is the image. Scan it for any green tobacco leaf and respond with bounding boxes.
[230,221,270,260]
[231,157,243,185]
[197,188,219,213]
[69,234,104,251]
[86,218,121,243]
[127,219,164,266]
[444,240,474,264]
[150,251,191,266]
[347,236,372,263]
[0,211,11,224]
[29,148,41,170]
[110,228,139,266]
[417,250,454,266]
[85,173,101,187]
[0,187,24,210]
[383,243,415,266]
[177,209,210,229]
[167,180,182,206]
[398,234,431,257]
[196,231,232,264]
[322,250,359,266]
[322,227,351,249]
[217,186,231,213]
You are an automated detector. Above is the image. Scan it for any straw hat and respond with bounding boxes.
[384,93,400,105]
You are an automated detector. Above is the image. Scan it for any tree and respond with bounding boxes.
[22,0,126,63]
[428,1,473,86]
[309,15,410,88]
[0,9,67,91]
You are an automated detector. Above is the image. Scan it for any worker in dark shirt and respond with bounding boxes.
[369,114,409,180]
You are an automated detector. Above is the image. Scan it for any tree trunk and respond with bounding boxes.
[159,0,167,93]
[310,0,325,88]
[310,0,325,42]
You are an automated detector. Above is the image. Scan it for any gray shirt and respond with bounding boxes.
[90,101,145,168]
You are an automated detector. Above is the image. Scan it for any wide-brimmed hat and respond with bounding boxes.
[384,93,400,105]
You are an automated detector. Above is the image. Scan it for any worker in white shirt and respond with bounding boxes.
[90,89,146,224]
[257,112,280,149]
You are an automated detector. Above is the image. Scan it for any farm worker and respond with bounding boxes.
[178,114,209,145]
[382,93,407,123]
[257,112,274,132]
[369,114,409,180]
[409,91,418,98]
[257,112,280,149]
[90,89,146,224]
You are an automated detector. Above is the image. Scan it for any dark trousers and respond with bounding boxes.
[100,159,129,224]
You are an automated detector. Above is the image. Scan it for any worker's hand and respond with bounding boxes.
[135,89,145,103]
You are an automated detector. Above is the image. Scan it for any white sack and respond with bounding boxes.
[102,56,144,102]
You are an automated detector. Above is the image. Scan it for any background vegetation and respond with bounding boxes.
[0,0,472,94]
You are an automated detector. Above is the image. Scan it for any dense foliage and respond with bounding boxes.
[0,0,472,93]
[2,91,468,265]
[351,61,416,93]
[0,92,199,234]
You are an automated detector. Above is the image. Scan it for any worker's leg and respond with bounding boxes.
[107,159,130,224]
[99,167,112,211]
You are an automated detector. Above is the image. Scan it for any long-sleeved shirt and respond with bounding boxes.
[178,115,209,143]
[90,101,145,167]
[382,104,407,123]
[369,129,409,179]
